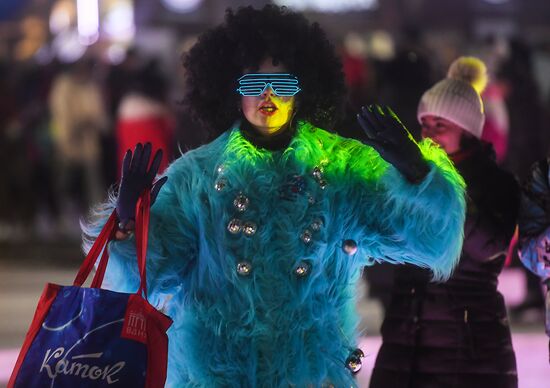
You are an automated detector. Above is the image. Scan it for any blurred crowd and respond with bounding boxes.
[0,47,202,241]
[1,32,550,255]
[0,30,550,240]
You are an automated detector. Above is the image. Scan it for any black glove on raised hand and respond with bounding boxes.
[116,143,168,230]
[357,105,430,184]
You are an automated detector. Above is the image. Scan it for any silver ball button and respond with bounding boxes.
[300,230,312,244]
[310,219,323,231]
[345,355,362,374]
[214,178,227,192]
[236,261,252,276]
[233,193,249,212]
[294,261,311,277]
[227,219,242,234]
[242,221,257,237]
[342,239,358,255]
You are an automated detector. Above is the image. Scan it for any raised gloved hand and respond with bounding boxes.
[357,104,430,184]
[116,143,168,231]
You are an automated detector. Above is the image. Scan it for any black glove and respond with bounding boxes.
[357,105,430,183]
[116,143,167,230]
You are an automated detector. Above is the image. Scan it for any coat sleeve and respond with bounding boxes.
[518,226,550,283]
[81,157,199,308]
[461,165,519,262]
[353,139,466,281]
[518,159,550,282]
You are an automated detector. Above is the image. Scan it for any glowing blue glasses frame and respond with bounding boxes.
[236,73,301,97]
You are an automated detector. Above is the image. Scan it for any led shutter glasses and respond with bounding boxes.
[237,73,301,97]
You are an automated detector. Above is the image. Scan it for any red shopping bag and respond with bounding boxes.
[8,190,172,387]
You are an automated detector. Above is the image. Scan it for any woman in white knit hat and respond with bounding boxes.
[370,57,519,388]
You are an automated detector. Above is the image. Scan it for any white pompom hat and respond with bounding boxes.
[417,56,488,138]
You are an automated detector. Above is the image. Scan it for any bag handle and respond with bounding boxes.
[74,189,151,300]
[73,211,117,287]
[135,189,150,298]
[90,189,150,292]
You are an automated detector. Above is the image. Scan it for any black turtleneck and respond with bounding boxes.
[239,119,296,151]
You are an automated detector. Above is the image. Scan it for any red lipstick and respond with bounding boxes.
[258,101,278,116]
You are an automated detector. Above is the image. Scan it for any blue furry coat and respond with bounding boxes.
[84,122,466,387]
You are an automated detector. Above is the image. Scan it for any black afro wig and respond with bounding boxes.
[182,5,346,136]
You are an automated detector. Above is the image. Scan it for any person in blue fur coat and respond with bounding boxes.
[84,6,466,387]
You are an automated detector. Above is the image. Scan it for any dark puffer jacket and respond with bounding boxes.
[370,140,519,388]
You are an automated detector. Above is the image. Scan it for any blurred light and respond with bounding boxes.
[15,17,47,61]
[102,1,135,42]
[161,0,203,13]
[49,0,76,35]
[344,32,368,58]
[274,0,377,12]
[483,0,510,3]
[53,30,87,63]
[50,8,71,34]
[106,44,127,64]
[368,30,395,61]
[77,0,99,45]
[22,16,46,40]
[15,40,41,61]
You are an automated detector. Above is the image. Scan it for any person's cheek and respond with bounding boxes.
[281,98,296,119]
[241,97,259,122]
[265,98,293,126]
[278,101,292,119]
